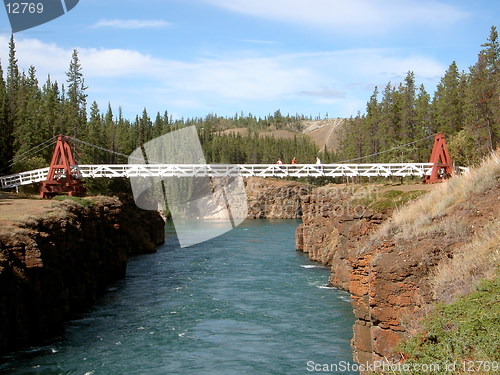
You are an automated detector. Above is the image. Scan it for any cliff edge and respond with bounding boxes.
[0,195,165,354]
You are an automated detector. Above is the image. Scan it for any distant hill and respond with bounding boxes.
[301,118,345,152]
[218,118,346,153]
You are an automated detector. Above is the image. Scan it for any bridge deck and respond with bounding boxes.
[0,163,437,190]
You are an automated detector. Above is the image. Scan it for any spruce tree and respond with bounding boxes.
[464,26,499,155]
[65,49,87,142]
[0,60,10,172]
[432,61,465,137]
[13,66,43,159]
[365,87,380,161]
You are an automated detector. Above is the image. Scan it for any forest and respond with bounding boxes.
[0,26,498,186]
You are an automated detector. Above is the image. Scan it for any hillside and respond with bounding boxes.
[218,118,347,153]
[301,118,346,152]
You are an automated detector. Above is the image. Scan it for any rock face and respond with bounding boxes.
[0,196,165,354]
[349,182,500,365]
[296,186,389,289]
[246,177,311,219]
[296,177,499,368]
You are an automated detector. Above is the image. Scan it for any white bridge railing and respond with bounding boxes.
[0,163,436,190]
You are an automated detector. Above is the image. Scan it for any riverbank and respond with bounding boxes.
[0,194,165,354]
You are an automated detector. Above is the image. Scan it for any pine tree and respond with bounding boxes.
[115,106,133,157]
[65,49,87,142]
[464,26,499,155]
[41,75,62,141]
[2,35,19,171]
[13,66,43,159]
[0,59,10,171]
[365,87,380,161]
[104,103,115,163]
[377,82,400,161]
[415,84,433,161]
[432,61,466,137]
[84,101,104,163]
[137,108,152,146]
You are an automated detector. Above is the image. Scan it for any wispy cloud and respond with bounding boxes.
[0,36,446,118]
[92,19,171,29]
[203,0,468,34]
[298,87,345,98]
[240,39,277,45]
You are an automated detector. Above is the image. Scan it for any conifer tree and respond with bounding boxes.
[65,49,87,141]
[0,60,10,171]
[464,26,499,156]
[104,103,115,163]
[13,66,43,159]
[365,87,380,161]
[432,61,466,136]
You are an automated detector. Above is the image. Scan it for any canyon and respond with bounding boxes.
[1,161,497,364]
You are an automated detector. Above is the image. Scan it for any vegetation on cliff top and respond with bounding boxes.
[380,150,499,297]
[352,188,429,211]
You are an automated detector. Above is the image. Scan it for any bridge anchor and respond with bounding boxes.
[40,135,86,198]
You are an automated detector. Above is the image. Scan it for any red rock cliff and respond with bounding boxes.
[0,195,165,354]
[296,160,499,368]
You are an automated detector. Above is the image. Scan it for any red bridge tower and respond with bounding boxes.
[39,135,86,198]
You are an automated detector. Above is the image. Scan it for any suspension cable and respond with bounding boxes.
[337,134,435,163]
[7,136,57,165]
[0,137,58,173]
[69,137,144,163]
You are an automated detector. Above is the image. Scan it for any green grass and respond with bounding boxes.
[53,195,94,208]
[389,275,500,374]
[354,189,428,211]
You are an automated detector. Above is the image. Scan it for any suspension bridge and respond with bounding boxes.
[0,133,459,198]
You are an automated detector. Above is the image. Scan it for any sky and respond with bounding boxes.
[0,0,498,122]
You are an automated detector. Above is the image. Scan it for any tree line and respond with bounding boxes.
[338,26,499,166]
[0,35,323,179]
[0,26,498,184]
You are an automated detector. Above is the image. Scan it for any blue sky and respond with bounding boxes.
[0,0,498,121]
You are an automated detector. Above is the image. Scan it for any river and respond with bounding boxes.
[0,219,356,375]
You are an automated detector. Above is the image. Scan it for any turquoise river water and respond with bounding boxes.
[0,219,357,375]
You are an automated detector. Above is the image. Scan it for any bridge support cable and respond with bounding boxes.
[337,134,436,164]
[0,136,58,173]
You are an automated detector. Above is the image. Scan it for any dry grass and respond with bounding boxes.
[379,150,500,240]
[371,150,500,303]
[431,219,499,303]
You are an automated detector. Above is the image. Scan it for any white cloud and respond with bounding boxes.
[203,0,468,34]
[92,19,171,29]
[0,36,446,118]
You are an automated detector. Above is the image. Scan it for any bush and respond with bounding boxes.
[394,275,500,374]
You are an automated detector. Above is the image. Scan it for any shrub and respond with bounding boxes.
[395,276,500,374]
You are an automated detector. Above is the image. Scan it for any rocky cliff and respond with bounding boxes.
[349,159,499,365]
[246,177,311,219]
[296,153,499,368]
[0,195,165,354]
[295,184,432,365]
[296,185,393,289]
